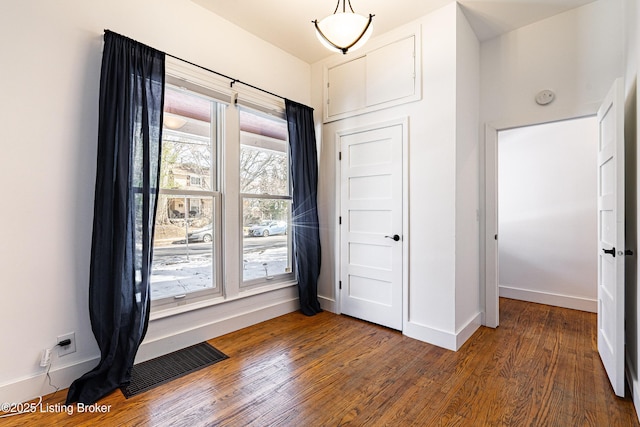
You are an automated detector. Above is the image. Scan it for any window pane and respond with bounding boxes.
[243,198,292,282]
[151,195,216,300]
[151,85,221,304]
[240,110,289,195]
[161,87,216,191]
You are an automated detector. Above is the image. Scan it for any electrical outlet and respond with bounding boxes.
[57,332,76,357]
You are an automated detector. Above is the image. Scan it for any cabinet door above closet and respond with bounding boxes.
[324,29,421,122]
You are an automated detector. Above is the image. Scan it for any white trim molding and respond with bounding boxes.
[1,290,299,406]
[499,286,597,313]
[403,313,482,352]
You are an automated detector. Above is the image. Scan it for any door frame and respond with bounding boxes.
[334,117,410,330]
[482,109,600,328]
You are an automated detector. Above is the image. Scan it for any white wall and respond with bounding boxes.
[0,0,310,404]
[454,5,481,346]
[403,4,458,344]
[498,117,598,312]
[481,0,624,127]
[312,3,482,351]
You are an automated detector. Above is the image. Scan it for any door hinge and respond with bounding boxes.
[339,280,342,290]
[494,234,498,240]
[339,151,342,161]
[339,216,342,225]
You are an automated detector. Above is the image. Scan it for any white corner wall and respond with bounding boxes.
[402,3,458,348]
[498,117,598,312]
[0,0,310,405]
[454,5,482,348]
[313,2,482,351]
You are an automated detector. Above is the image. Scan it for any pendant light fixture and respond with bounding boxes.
[312,0,374,55]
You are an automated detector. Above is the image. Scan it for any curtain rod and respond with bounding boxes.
[104,29,285,102]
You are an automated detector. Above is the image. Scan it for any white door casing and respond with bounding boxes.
[485,114,609,330]
[338,122,404,330]
[484,124,500,328]
[596,78,625,397]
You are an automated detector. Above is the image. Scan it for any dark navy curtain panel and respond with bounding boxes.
[285,99,322,316]
[66,31,165,404]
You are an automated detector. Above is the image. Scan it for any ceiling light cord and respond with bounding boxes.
[334,0,355,14]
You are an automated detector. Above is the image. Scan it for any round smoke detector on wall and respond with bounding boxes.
[535,89,555,105]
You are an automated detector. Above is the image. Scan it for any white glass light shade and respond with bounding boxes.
[315,12,373,54]
[163,113,187,130]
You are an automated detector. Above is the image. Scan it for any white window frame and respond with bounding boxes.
[238,106,295,289]
[150,57,297,315]
[150,85,224,310]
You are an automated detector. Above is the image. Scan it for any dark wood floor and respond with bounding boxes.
[3,298,638,426]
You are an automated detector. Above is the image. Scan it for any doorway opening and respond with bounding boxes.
[497,116,599,313]
[484,115,599,328]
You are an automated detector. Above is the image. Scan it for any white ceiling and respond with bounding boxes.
[192,0,597,64]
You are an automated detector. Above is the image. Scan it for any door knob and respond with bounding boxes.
[385,234,400,242]
[602,247,616,257]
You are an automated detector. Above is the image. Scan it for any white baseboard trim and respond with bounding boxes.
[318,295,336,313]
[403,312,483,351]
[0,357,99,407]
[479,310,488,327]
[136,297,299,363]
[0,297,299,406]
[455,313,482,350]
[499,285,597,313]
[403,321,457,351]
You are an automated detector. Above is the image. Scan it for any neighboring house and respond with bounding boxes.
[163,166,211,219]
[1,0,638,420]
[166,166,211,192]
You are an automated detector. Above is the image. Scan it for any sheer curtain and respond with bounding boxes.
[285,99,322,315]
[66,31,165,404]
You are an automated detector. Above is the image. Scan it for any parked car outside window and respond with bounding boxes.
[247,220,287,237]
[172,225,213,244]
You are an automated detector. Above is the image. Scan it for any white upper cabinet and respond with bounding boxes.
[324,28,421,122]
[366,36,416,106]
[327,56,366,117]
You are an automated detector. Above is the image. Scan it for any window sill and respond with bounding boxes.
[149,280,297,321]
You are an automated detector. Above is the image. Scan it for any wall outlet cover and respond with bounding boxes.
[57,332,76,356]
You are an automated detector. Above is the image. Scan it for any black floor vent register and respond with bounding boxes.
[120,342,228,398]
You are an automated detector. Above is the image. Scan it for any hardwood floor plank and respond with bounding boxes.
[2,298,638,426]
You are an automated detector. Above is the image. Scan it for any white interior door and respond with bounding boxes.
[339,124,403,330]
[597,78,625,397]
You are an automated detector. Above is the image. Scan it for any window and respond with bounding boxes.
[150,86,223,307]
[150,57,294,312]
[240,108,294,286]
